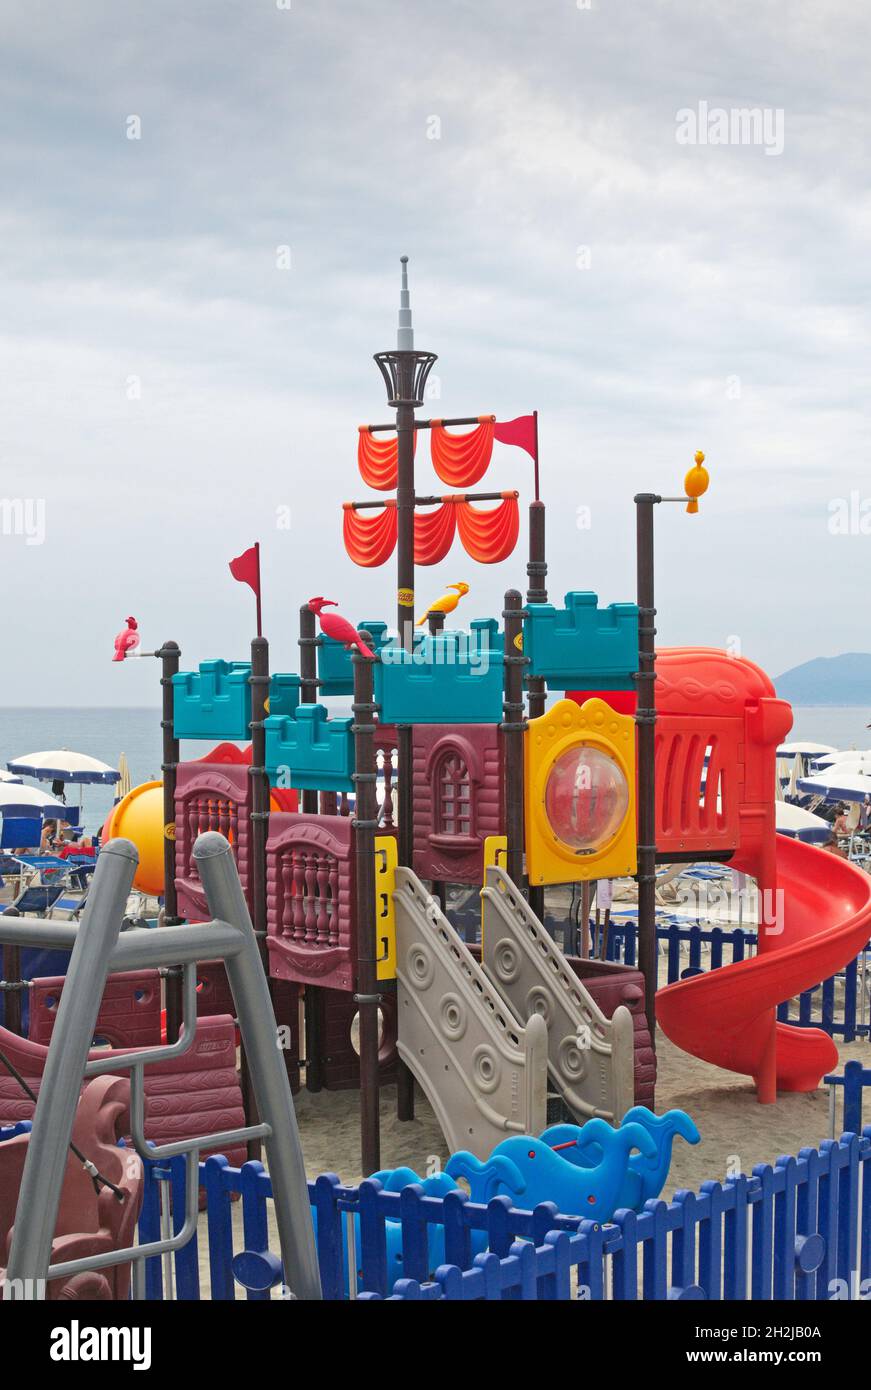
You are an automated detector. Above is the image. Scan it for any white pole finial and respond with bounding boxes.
[397,255,414,351]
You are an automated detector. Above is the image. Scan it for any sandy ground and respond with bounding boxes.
[290,1031,870,1198]
[180,1029,869,1297]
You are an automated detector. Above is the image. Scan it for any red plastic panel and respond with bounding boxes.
[412,724,504,884]
[654,715,743,856]
[174,762,252,922]
[265,813,357,992]
[29,969,161,1049]
[0,1075,142,1300]
[0,1015,246,1168]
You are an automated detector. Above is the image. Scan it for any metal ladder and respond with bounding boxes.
[1,831,321,1301]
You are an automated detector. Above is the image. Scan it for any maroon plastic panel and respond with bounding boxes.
[29,970,161,1049]
[265,813,357,992]
[193,960,237,1020]
[412,724,504,884]
[271,977,302,1095]
[0,1015,247,1168]
[174,762,252,922]
[313,985,398,1091]
[568,959,656,1108]
[0,1075,142,1300]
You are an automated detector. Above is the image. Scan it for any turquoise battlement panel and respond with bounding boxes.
[172,660,253,739]
[264,704,354,793]
[318,619,391,696]
[269,672,301,719]
[523,592,639,691]
[173,664,303,738]
[375,621,504,724]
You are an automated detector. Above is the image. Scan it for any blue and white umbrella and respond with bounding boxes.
[0,783,69,817]
[813,749,871,770]
[0,770,23,784]
[776,742,838,760]
[796,768,871,804]
[7,749,120,786]
[775,800,831,844]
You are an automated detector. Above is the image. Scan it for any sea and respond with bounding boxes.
[0,707,243,834]
[0,704,868,835]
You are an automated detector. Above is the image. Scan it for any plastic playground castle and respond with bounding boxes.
[2,261,871,1303]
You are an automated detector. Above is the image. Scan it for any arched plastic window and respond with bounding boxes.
[435,751,472,837]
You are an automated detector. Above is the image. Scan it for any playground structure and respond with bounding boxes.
[9,262,866,1166]
[3,258,871,1304]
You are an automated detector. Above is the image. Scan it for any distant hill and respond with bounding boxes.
[775,652,871,706]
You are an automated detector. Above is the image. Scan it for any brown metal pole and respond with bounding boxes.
[158,640,182,1042]
[502,590,526,889]
[635,494,659,1058]
[425,611,448,915]
[298,603,324,1093]
[526,498,548,922]
[243,634,271,1159]
[2,947,22,1035]
[353,633,381,1176]
[393,322,418,1125]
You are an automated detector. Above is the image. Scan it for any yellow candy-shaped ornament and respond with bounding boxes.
[684,450,709,514]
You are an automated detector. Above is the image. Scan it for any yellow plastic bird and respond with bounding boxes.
[684,451,709,514]
[417,582,470,625]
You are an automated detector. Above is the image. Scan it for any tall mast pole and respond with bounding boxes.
[374,259,437,1124]
[395,257,417,653]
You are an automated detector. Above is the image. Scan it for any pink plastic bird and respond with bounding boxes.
[308,598,376,659]
[113,616,140,662]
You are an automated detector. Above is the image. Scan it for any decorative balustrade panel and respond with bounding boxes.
[266,813,357,991]
[174,763,252,922]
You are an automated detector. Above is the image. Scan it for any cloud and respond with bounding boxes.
[0,0,869,705]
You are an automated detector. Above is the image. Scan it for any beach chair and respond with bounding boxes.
[5,884,66,916]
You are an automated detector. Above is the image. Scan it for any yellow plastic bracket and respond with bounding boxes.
[374,835,398,981]
[481,834,509,940]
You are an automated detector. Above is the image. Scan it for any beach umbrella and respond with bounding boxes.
[776,742,838,759]
[7,750,120,786]
[0,770,23,784]
[0,784,69,817]
[796,769,871,804]
[116,752,132,802]
[813,749,871,770]
[775,801,831,844]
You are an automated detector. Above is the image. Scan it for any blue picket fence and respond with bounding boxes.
[826,1061,871,1137]
[139,1130,871,1301]
[603,920,869,1043]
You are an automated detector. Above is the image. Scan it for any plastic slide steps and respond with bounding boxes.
[480,866,635,1124]
[657,835,871,1101]
[394,866,548,1158]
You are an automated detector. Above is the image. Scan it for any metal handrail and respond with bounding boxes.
[3,832,321,1300]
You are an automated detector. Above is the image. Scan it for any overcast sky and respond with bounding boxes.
[2,0,869,706]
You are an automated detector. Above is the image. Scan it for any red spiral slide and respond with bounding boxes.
[657,834,871,1097]
[576,646,871,1102]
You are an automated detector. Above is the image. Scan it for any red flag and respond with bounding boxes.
[229,543,262,635]
[493,414,537,459]
[229,544,259,592]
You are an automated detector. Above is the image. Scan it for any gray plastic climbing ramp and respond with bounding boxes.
[481,865,635,1125]
[394,866,548,1158]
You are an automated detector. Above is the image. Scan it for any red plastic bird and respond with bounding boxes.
[308,598,376,659]
[112,616,140,662]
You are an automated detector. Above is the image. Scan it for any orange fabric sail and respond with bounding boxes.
[414,502,456,565]
[342,501,397,567]
[356,427,417,491]
[430,416,495,488]
[456,492,520,564]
